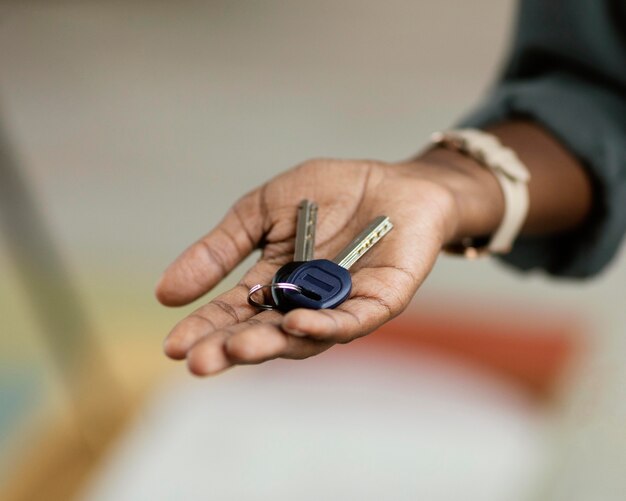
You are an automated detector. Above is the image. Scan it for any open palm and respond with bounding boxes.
[156,158,456,375]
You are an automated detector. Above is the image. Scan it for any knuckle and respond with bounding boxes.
[297,157,326,170]
[316,310,345,339]
[196,238,230,276]
[375,289,404,320]
[294,157,335,176]
[233,188,261,214]
[211,299,241,324]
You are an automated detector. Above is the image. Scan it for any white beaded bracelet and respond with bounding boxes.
[431,129,531,257]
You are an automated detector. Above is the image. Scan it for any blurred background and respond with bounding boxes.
[0,1,625,500]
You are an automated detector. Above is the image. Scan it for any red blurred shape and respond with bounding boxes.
[361,304,583,399]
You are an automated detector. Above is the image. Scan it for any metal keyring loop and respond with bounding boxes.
[247,282,303,310]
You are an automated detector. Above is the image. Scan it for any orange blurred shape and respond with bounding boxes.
[361,302,584,399]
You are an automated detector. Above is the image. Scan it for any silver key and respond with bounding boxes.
[269,199,318,306]
[293,199,318,261]
[332,216,393,269]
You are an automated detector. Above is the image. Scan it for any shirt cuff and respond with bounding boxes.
[460,72,626,278]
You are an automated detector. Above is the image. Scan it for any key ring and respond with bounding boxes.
[247,283,304,310]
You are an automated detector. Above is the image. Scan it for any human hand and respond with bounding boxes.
[156,153,503,375]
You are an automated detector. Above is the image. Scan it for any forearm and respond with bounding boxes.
[413,120,594,245]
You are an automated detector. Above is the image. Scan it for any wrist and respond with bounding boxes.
[406,147,505,244]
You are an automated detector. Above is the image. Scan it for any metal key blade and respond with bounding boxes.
[333,216,393,269]
[294,199,318,261]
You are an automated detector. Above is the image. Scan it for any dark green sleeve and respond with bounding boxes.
[461,0,626,277]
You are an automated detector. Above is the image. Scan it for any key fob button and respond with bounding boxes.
[281,259,352,310]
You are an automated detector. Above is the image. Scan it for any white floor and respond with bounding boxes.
[82,345,551,501]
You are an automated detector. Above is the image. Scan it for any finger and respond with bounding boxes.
[225,322,333,364]
[163,260,277,359]
[156,190,264,306]
[187,311,333,376]
[163,284,254,360]
[185,310,280,375]
[186,331,231,376]
[281,266,417,343]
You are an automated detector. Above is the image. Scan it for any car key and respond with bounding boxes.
[277,215,393,311]
[271,199,318,305]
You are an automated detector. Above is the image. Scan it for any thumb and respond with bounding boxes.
[156,190,264,306]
